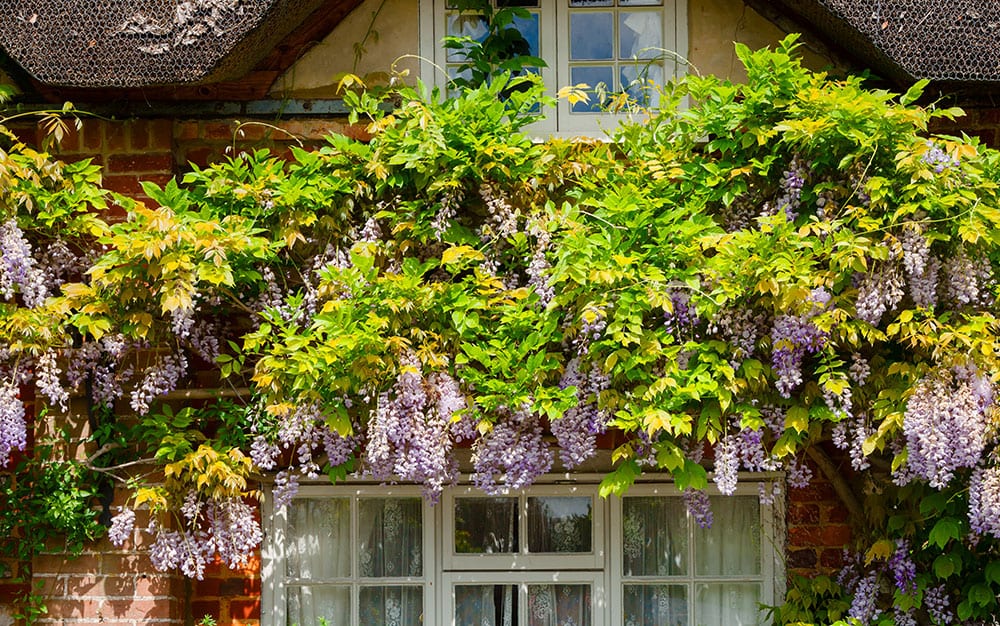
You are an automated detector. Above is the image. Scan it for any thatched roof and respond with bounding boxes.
[0,0,355,89]
[750,0,1000,87]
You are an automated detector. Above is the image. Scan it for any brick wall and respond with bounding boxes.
[4,112,860,626]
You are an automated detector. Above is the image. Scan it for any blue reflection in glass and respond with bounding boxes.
[571,66,614,112]
[570,12,614,60]
[619,11,662,60]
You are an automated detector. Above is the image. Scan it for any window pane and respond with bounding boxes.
[569,0,614,6]
[695,497,760,576]
[455,584,517,626]
[513,12,541,57]
[287,499,351,579]
[622,496,687,576]
[570,66,615,113]
[527,496,592,553]
[528,584,592,626]
[619,11,662,59]
[454,497,518,553]
[570,12,614,60]
[359,586,423,625]
[447,14,489,62]
[287,586,349,626]
[620,0,664,5]
[359,498,423,578]
[696,583,761,626]
[621,63,663,107]
[623,584,687,626]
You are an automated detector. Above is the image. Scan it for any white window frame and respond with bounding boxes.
[418,0,689,138]
[609,481,782,626]
[263,475,783,626]
[261,485,437,626]
[442,483,606,570]
[441,570,607,625]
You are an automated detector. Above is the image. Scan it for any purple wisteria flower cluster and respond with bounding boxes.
[110,493,262,580]
[770,288,830,397]
[471,406,553,494]
[900,366,993,489]
[0,381,26,467]
[363,357,468,502]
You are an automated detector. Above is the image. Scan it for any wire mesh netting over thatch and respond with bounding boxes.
[782,0,1000,83]
[0,0,325,87]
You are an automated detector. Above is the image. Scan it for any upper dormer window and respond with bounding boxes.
[420,0,688,137]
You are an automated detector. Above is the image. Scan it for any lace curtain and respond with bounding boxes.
[622,495,762,625]
[286,498,423,626]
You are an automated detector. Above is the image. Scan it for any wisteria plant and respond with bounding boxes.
[1,35,1000,624]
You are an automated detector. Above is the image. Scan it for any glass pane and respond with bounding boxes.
[620,11,662,59]
[569,0,614,5]
[623,584,687,626]
[622,496,687,576]
[696,583,761,626]
[447,14,489,62]
[527,497,592,553]
[528,584,592,626]
[455,584,517,626]
[454,497,518,553]
[695,497,760,576]
[287,499,351,579]
[287,586,349,626]
[499,0,540,8]
[570,66,615,113]
[621,63,663,107]
[620,0,664,5]
[513,12,541,57]
[359,498,423,578]
[570,12,614,60]
[359,586,423,625]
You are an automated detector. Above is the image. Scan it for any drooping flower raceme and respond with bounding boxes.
[901,367,992,488]
[0,381,26,468]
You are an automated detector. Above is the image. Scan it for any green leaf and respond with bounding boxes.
[928,517,962,549]
[598,461,640,498]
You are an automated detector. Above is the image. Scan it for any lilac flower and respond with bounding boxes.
[108,508,136,547]
[130,353,188,415]
[0,381,26,467]
[472,407,553,494]
[272,470,299,509]
[552,357,609,469]
[902,368,990,488]
[713,433,738,495]
[969,466,1000,538]
[682,488,713,529]
[922,141,957,173]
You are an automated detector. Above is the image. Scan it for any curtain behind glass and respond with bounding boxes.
[695,497,760,576]
[286,499,351,626]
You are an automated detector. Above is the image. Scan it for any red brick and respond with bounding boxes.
[107,153,174,174]
[181,147,218,168]
[788,524,852,547]
[104,598,177,620]
[44,121,82,152]
[130,120,151,150]
[787,481,837,503]
[822,502,850,524]
[788,503,820,525]
[0,582,30,600]
[33,554,101,575]
[102,175,142,195]
[229,599,260,620]
[83,121,105,151]
[66,574,135,597]
[233,123,269,141]
[820,547,846,568]
[101,553,149,576]
[787,548,817,569]
[192,600,220,621]
[204,122,236,141]
[175,120,201,141]
[135,575,177,596]
[59,153,103,166]
[106,124,129,151]
[195,577,222,597]
[45,599,89,619]
[149,119,174,150]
